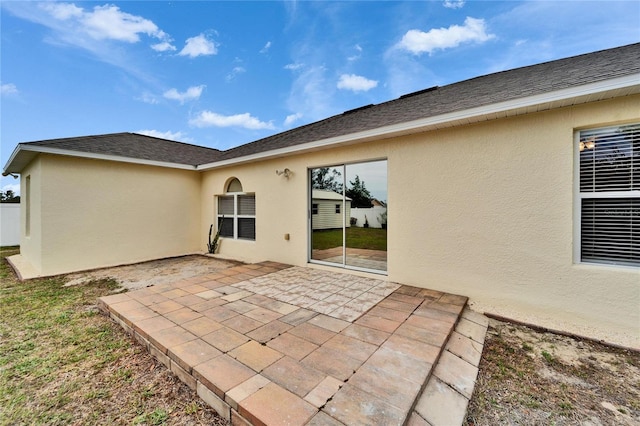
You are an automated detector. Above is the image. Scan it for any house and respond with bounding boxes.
[311,189,352,230]
[3,43,639,347]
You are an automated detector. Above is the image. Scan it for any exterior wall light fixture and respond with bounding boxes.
[276,168,292,178]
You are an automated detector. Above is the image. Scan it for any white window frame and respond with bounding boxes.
[217,192,256,241]
[573,123,639,267]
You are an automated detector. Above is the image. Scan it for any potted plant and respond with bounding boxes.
[378,211,387,230]
[363,215,369,228]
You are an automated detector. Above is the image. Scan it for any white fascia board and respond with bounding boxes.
[197,74,640,171]
[3,144,196,174]
[2,144,25,174]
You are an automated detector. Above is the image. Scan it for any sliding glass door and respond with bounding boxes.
[309,160,387,273]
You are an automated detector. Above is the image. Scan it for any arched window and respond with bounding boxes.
[226,178,243,192]
[217,178,255,241]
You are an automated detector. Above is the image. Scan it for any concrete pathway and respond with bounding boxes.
[98,261,487,426]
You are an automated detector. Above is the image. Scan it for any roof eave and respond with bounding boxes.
[197,73,640,171]
[2,144,197,175]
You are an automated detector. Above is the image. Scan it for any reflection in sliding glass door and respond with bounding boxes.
[309,160,387,273]
[345,160,387,271]
[310,166,345,265]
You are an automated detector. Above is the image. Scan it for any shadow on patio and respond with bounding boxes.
[98,261,488,426]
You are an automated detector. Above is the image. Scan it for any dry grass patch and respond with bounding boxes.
[466,319,640,425]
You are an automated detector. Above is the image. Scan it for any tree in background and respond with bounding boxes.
[346,175,372,208]
[311,167,343,194]
[0,190,20,203]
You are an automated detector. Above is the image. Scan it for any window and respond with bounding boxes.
[335,204,341,214]
[577,124,639,266]
[312,204,318,215]
[217,178,255,241]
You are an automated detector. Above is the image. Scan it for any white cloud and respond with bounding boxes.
[284,112,303,126]
[398,17,494,55]
[163,85,205,104]
[286,65,336,122]
[1,83,18,96]
[40,3,169,44]
[2,183,20,196]
[41,2,82,20]
[136,129,191,142]
[179,34,218,58]
[226,67,246,82]
[284,63,304,71]
[337,74,378,92]
[151,41,176,52]
[443,0,465,9]
[189,111,275,130]
[81,4,165,42]
[3,2,173,81]
[348,44,363,61]
[137,92,159,104]
[260,41,272,53]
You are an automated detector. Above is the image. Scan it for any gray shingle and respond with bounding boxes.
[16,43,640,168]
[25,133,221,166]
[217,43,639,161]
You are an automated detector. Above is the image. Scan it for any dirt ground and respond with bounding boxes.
[466,319,640,426]
[64,255,241,290]
[31,255,640,425]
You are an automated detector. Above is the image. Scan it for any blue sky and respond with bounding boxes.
[2,1,639,194]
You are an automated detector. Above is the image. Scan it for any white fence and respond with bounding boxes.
[350,206,387,229]
[0,204,20,246]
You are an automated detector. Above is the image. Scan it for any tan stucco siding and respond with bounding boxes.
[36,155,201,275]
[201,95,640,346]
[20,157,43,272]
[388,97,639,346]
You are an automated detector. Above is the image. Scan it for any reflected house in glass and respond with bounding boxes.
[311,190,351,230]
[3,44,639,347]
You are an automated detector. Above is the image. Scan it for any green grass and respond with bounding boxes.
[0,247,129,424]
[312,227,387,251]
[0,247,237,425]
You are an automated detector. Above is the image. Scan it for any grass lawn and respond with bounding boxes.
[0,246,226,425]
[312,227,387,251]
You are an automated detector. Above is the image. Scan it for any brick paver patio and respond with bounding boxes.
[98,261,487,426]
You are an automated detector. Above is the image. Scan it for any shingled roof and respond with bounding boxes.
[24,133,221,165]
[4,43,639,175]
[214,42,640,162]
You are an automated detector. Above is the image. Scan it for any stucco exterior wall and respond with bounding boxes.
[388,97,639,347]
[20,157,43,272]
[34,155,201,276]
[201,95,640,347]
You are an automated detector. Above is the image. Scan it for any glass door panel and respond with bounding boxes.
[310,166,344,265]
[345,160,387,271]
[309,160,387,272]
